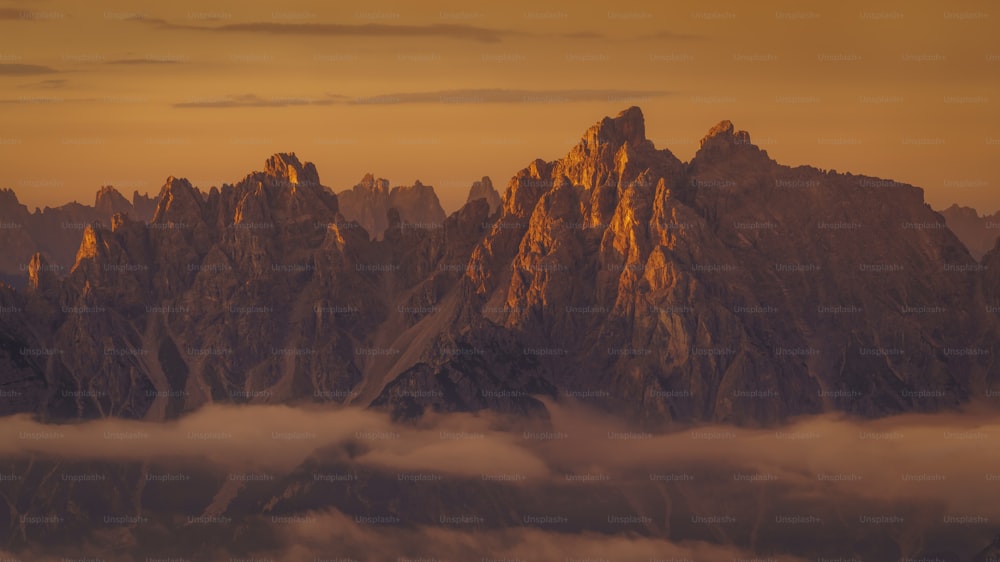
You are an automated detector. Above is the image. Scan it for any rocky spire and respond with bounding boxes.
[26,252,58,295]
[264,152,320,186]
[466,176,501,215]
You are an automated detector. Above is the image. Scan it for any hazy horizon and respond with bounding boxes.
[1,0,998,214]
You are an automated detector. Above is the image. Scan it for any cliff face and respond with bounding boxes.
[0,111,996,427]
[0,189,37,287]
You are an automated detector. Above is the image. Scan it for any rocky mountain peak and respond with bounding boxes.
[942,203,979,219]
[152,176,203,225]
[467,176,501,215]
[702,119,736,142]
[473,176,493,190]
[695,120,756,159]
[95,184,124,200]
[74,223,103,263]
[338,176,445,240]
[583,106,647,150]
[357,173,390,194]
[94,185,132,216]
[0,187,22,210]
[263,152,320,186]
[939,203,1000,260]
[388,181,445,221]
[539,107,680,227]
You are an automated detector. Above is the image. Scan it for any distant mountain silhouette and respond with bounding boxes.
[337,174,446,240]
[939,203,1000,260]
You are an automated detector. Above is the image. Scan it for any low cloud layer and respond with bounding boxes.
[0,63,58,75]
[2,401,999,560]
[277,510,807,562]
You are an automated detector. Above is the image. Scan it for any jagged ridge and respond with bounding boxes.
[0,108,996,428]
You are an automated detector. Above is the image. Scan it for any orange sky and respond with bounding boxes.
[0,0,997,213]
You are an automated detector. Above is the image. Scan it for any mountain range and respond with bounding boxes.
[3,107,1000,561]
[0,187,156,287]
[1,106,996,427]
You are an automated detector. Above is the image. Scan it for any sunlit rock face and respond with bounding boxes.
[458,106,990,426]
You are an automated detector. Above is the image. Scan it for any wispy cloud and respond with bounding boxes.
[141,20,520,43]
[559,31,604,39]
[639,30,704,40]
[106,58,185,65]
[172,89,672,108]
[120,14,714,45]
[347,88,673,105]
[0,97,98,104]
[0,8,65,21]
[0,63,58,75]
[23,78,67,89]
[173,93,348,108]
